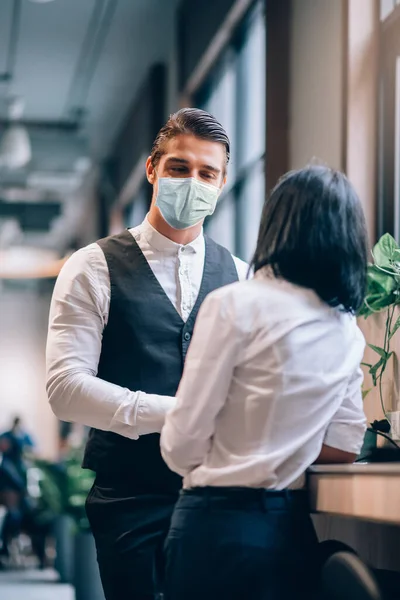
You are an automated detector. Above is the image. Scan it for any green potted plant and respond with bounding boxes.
[358,233,400,453]
[34,447,104,599]
[32,457,74,581]
[60,448,103,600]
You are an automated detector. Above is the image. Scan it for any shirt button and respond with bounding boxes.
[184,332,191,341]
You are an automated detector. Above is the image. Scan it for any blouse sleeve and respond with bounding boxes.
[161,287,242,476]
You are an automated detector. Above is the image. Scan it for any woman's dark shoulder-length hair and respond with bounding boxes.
[250,165,368,313]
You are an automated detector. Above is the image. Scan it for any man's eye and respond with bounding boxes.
[171,167,186,173]
[201,172,214,180]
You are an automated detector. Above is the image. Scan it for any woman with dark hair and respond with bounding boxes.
[161,166,368,600]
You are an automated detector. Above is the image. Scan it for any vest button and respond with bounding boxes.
[184,332,191,341]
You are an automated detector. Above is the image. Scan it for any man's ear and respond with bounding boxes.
[220,173,227,191]
[146,157,156,184]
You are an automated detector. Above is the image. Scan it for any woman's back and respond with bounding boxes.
[180,274,366,490]
[161,165,369,600]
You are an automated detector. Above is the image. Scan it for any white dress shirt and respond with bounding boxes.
[46,217,248,440]
[161,272,367,490]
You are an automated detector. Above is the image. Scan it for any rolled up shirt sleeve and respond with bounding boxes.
[46,245,175,439]
[324,366,367,455]
[161,288,242,476]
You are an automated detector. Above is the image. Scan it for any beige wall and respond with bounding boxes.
[361,311,400,424]
[289,0,344,171]
[0,283,58,459]
[288,0,379,240]
[346,0,379,244]
[289,0,383,423]
[345,0,382,423]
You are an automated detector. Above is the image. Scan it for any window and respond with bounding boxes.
[196,1,266,262]
[381,0,400,21]
[381,0,395,21]
[237,7,266,171]
[237,159,264,260]
[123,180,150,228]
[203,50,238,182]
[205,191,236,254]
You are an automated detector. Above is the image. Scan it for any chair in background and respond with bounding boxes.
[321,551,382,600]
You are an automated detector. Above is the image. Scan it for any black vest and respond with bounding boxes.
[82,229,239,494]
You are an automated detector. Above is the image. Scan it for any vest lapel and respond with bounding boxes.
[186,235,238,329]
[120,230,184,324]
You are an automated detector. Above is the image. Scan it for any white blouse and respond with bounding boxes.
[161,273,367,490]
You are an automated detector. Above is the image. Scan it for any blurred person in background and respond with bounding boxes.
[0,417,35,472]
[161,166,368,600]
[46,108,247,599]
[0,416,35,561]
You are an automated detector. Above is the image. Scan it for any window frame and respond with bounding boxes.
[378,4,400,239]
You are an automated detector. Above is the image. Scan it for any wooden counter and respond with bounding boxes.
[308,463,400,525]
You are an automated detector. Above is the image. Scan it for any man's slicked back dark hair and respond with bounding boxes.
[150,108,230,168]
[251,165,368,313]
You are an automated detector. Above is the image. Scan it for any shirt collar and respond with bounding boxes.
[140,215,204,254]
[255,266,324,304]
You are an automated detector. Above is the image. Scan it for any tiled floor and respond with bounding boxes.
[0,569,74,600]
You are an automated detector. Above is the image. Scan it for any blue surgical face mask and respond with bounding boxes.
[155,177,220,230]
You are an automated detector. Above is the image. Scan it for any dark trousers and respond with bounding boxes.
[164,487,319,600]
[86,480,178,600]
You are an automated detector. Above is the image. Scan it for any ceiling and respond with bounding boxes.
[0,0,179,260]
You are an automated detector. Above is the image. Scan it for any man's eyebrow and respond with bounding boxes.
[200,164,221,174]
[165,157,221,174]
[165,157,190,165]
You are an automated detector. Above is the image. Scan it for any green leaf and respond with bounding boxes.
[372,233,399,269]
[359,291,398,317]
[389,314,400,340]
[362,388,372,400]
[382,351,393,372]
[369,358,385,385]
[368,344,389,359]
[367,264,396,294]
[358,303,374,318]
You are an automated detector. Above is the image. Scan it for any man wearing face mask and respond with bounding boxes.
[46,108,247,600]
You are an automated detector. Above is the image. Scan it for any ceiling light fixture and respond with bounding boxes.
[28,0,56,3]
[0,97,32,170]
